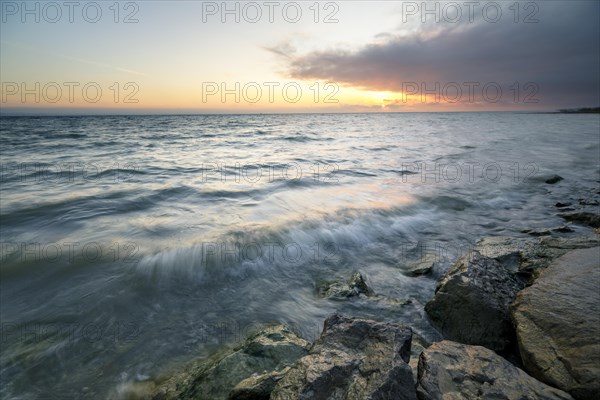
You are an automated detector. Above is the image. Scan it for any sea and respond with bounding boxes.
[0,112,598,399]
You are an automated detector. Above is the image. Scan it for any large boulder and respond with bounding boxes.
[271,314,416,400]
[152,325,310,400]
[511,247,600,400]
[416,340,573,399]
[424,251,524,352]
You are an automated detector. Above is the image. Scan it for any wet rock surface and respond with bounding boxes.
[560,212,600,228]
[512,247,600,400]
[229,368,289,400]
[416,340,573,400]
[424,251,524,352]
[317,271,373,299]
[151,325,310,400]
[545,175,564,184]
[271,314,416,400]
[402,256,435,277]
[474,235,599,281]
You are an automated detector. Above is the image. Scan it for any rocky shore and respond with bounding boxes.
[119,203,599,399]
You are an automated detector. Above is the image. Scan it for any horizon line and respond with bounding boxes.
[3,108,599,117]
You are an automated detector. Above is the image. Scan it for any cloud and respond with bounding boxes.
[274,1,600,109]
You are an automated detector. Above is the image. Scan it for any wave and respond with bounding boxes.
[0,185,199,227]
[134,205,439,284]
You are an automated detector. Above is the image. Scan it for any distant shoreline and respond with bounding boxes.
[557,107,600,114]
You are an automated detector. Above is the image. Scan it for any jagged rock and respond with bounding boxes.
[474,236,533,273]
[560,212,600,228]
[474,235,600,281]
[511,247,600,399]
[152,325,310,400]
[416,341,573,400]
[424,251,524,352]
[403,256,435,276]
[347,271,371,294]
[229,368,289,400]
[408,335,428,383]
[317,271,373,299]
[271,314,416,400]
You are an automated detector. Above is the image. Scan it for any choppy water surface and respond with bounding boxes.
[1,113,598,398]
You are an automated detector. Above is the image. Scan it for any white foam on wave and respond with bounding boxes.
[134,205,440,285]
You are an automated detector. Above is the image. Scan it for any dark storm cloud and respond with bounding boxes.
[273,1,600,108]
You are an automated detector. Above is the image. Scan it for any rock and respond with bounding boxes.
[474,236,532,273]
[229,368,289,400]
[114,380,157,400]
[317,271,373,299]
[408,335,428,383]
[403,256,435,277]
[521,226,575,236]
[521,228,552,237]
[271,314,416,400]
[511,247,600,399]
[545,175,564,184]
[474,235,600,282]
[416,341,573,400]
[152,325,310,400]
[553,225,575,233]
[424,251,524,352]
[560,212,600,228]
[556,202,572,208]
[347,271,371,295]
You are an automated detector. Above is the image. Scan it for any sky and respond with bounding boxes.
[0,0,599,114]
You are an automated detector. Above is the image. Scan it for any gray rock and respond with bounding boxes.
[317,271,373,299]
[545,175,564,184]
[560,212,600,228]
[521,228,552,236]
[511,247,600,400]
[403,256,435,277]
[347,271,371,295]
[553,225,575,233]
[408,335,428,383]
[416,340,573,400]
[271,314,416,400]
[521,226,575,236]
[229,368,289,400]
[424,251,524,352]
[556,202,572,208]
[474,236,533,273]
[474,235,600,282]
[152,325,310,400]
